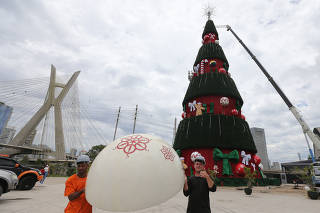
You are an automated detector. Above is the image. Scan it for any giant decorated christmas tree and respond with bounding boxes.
[173,16,264,186]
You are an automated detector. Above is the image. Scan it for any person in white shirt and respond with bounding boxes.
[40,165,49,184]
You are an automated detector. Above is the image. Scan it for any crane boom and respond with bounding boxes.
[217,25,320,161]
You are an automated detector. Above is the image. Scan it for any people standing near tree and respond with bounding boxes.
[183,155,216,213]
[40,164,49,184]
[64,155,92,213]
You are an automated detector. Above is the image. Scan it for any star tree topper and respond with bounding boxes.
[204,5,215,20]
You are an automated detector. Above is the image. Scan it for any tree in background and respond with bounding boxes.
[87,145,106,161]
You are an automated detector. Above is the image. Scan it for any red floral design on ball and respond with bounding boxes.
[116,135,150,157]
[160,145,175,161]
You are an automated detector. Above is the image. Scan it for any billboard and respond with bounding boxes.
[0,102,13,135]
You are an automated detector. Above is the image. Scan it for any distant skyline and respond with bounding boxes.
[0,0,320,163]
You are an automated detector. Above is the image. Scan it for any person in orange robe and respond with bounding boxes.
[64,155,92,213]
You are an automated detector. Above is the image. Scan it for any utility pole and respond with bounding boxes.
[113,106,121,141]
[132,105,138,134]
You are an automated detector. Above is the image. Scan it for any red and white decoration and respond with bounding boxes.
[252,154,261,165]
[116,135,150,157]
[200,59,208,74]
[231,109,238,116]
[218,68,226,74]
[235,162,246,176]
[182,148,262,178]
[202,33,216,44]
[220,97,229,107]
[160,145,175,161]
[190,151,202,162]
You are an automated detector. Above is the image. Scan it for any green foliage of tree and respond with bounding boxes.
[21,155,29,165]
[87,144,106,161]
[244,167,257,188]
[293,166,316,191]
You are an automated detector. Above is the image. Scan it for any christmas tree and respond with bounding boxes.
[173,16,263,186]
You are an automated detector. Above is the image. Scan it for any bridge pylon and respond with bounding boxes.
[0,65,80,160]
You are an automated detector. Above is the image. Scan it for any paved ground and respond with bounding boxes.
[0,177,319,213]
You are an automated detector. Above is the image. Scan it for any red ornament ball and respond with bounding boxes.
[235,163,246,176]
[252,154,261,165]
[218,68,227,74]
[231,109,238,115]
[182,112,186,119]
[240,114,246,120]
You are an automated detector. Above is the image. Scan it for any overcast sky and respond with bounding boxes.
[0,0,320,163]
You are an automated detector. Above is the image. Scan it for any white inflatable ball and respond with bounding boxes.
[85,134,184,212]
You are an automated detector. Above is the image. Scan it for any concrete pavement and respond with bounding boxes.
[0,177,319,213]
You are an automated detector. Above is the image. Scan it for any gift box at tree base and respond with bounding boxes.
[173,18,266,186]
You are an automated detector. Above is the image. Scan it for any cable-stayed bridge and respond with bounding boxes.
[0,65,177,160]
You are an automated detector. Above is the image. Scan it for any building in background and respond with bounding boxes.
[250,127,270,170]
[0,102,13,135]
[270,162,281,170]
[0,127,16,144]
[70,148,77,157]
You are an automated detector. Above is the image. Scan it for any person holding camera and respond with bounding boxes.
[183,155,216,213]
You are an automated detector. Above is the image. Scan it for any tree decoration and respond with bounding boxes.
[218,68,226,74]
[241,150,251,166]
[193,64,199,74]
[203,34,209,43]
[182,112,186,119]
[203,103,207,114]
[188,100,197,111]
[200,59,208,74]
[220,97,229,107]
[231,109,238,116]
[213,148,239,175]
[251,162,256,171]
[235,162,245,176]
[195,103,205,116]
[190,151,202,162]
[252,154,261,165]
[209,60,216,67]
[210,102,214,113]
[215,39,219,44]
[240,114,246,120]
[209,33,215,39]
